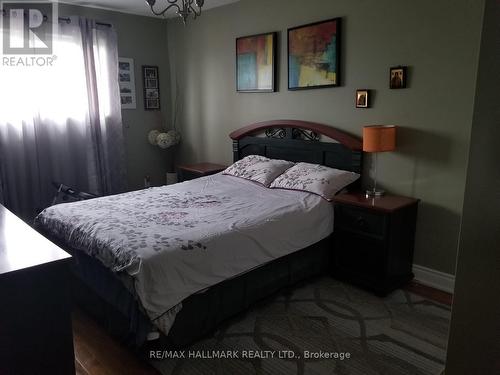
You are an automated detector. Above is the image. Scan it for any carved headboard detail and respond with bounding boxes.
[229,120,363,174]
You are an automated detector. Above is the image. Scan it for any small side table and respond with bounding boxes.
[332,192,420,296]
[177,162,227,182]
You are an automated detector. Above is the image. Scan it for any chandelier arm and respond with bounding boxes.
[189,7,200,17]
[147,0,203,22]
[149,1,181,17]
[188,0,202,17]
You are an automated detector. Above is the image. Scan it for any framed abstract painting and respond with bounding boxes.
[288,18,341,90]
[236,32,277,92]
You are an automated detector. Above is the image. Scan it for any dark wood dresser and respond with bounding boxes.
[332,192,419,296]
[0,205,75,375]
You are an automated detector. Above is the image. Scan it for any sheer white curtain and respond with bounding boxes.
[0,18,126,220]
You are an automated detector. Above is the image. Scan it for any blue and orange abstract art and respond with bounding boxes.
[288,18,340,90]
[236,32,276,92]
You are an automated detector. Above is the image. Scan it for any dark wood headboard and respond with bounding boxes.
[229,120,363,174]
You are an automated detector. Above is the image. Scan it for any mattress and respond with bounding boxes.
[35,174,333,334]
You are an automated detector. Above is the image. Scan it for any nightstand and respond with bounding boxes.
[332,192,419,296]
[177,162,227,182]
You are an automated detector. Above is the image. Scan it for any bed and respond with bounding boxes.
[35,120,363,349]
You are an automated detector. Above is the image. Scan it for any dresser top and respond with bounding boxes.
[333,192,419,213]
[0,205,71,276]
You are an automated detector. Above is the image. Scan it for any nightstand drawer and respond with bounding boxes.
[336,206,386,237]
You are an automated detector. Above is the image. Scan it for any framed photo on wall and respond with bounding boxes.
[356,89,370,108]
[288,18,341,90]
[142,65,160,110]
[118,57,136,109]
[236,32,277,92]
[389,66,407,89]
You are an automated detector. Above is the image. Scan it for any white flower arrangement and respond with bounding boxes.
[148,130,161,145]
[149,129,181,149]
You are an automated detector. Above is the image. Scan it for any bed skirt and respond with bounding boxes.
[67,236,332,350]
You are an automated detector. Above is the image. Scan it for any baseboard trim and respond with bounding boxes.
[412,264,455,294]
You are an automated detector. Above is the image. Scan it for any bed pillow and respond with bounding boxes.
[270,162,360,200]
[222,155,294,187]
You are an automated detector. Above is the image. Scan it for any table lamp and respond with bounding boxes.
[363,125,397,197]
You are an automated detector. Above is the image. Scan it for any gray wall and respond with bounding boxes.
[446,0,500,372]
[167,0,484,274]
[59,4,171,190]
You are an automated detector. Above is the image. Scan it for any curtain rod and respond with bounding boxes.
[0,9,112,27]
[58,16,112,27]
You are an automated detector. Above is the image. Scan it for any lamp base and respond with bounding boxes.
[366,189,385,198]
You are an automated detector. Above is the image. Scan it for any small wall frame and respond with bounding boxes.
[142,65,160,110]
[356,89,370,108]
[118,57,136,109]
[389,66,407,89]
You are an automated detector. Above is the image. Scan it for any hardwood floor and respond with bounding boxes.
[72,281,452,375]
[73,309,159,375]
[405,281,453,306]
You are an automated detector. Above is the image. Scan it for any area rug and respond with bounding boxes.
[150,277,450,375]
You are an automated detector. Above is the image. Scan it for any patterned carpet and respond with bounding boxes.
[150,277,450,375]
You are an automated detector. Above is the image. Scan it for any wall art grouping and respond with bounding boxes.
[118,59,162,111]
[235,17,409,111]
[236,18,341,93]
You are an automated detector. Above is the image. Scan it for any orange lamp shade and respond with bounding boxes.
[363,125,397,152]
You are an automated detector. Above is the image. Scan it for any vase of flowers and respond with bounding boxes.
[148,129,181,185]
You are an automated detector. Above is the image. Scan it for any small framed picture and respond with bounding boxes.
[142,65,160,111]
[118,57,136,109]
[146,99,160,109]
[119,72,131,82]
[145,79,158,89]
[144,67,157,79]
[390,66,407,89]
[145,89,159,99]
[121,96,133,105]
[356,89,369,108]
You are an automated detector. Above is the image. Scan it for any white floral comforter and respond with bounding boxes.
[35,174,333,334]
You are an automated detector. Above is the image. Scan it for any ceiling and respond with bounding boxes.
[61,0,239,18]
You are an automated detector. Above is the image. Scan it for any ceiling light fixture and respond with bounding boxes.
[145,0,204,24]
